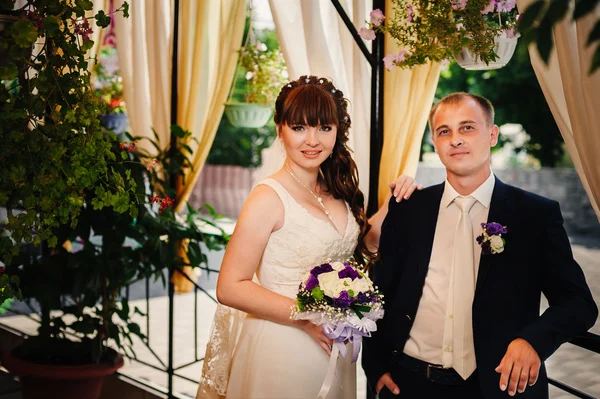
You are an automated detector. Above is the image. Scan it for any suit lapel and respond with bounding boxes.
[417,183,445,276]
[475,177,510,296]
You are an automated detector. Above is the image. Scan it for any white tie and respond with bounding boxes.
[452,196,477,380]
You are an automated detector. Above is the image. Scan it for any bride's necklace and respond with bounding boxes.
[284,164,334,223]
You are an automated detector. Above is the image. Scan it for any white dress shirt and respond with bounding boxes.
[403,173,496,367]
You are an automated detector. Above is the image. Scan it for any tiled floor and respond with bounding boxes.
[1,234,599,399]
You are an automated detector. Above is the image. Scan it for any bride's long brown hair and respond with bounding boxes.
[273,75,377,268]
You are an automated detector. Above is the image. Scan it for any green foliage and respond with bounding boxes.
[518,0,600,74]
[369,0,519,68]
[209,28,279,167]
[435,40,564,166]
[3,126,230,365]
[238,40,287,105]
[0,1,131,301]
[93,47,125,114]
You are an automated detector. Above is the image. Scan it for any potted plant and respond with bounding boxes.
[1,126,230,399]
[94,47,128,134]
[224,38,288,128]
[0,0,133,302]
[360,0,519,70]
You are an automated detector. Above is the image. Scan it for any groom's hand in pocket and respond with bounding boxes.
[495,338,541,396]
[376,372,400,396]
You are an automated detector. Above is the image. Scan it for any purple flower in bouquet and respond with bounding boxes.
[356,292,369,303]
[311,263,333,276]
[305,274,319,291]
[338,266,361,280]
[333,291,353,309]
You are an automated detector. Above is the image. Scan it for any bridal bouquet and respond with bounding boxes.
[291,260,384,397]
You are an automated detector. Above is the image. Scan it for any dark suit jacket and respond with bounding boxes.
[362,178,598,398]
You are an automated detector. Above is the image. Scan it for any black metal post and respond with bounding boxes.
[367,0,386,217]
[168,0,181,397]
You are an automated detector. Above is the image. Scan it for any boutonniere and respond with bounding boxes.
[477,222,507,255]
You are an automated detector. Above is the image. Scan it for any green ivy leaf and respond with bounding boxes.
[587,20,600,47]
[0,64,18,80]
[574,0,599,21]
[76,0,94,11]
[43,16,61,37]
[517,0,546,33]
[122,2,130,18]
[95,10,111,28]
[11,19,38,48]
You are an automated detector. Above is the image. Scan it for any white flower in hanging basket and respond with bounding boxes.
[454,30,520,70]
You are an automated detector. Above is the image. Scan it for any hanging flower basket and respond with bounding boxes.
[224,102,273,129]
[361,0,519,70]
[455,31,520,70]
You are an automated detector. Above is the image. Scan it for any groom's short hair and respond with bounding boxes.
[429,92,495,130]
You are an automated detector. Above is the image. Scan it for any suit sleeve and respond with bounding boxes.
[362,199,404,388]
[517,201,598,361]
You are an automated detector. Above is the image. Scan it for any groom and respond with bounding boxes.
[362,92,597,398]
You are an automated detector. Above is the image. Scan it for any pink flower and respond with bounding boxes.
[456,23,465,31]
[481,0,496,14]
[369,9,386,26]
[383,50,410,70]
[407,5,414,23]
[505,29,518,39]
[451,0,468,10]
[359,27,376,41]
[497,0,516,12]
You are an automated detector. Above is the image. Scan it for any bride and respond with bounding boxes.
[197,75,420,399]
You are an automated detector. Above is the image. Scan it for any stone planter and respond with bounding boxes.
[455,31,519,70]
[224,102,272,128]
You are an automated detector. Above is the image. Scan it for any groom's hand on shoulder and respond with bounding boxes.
[376,372,400,396]
[495,338,541,396]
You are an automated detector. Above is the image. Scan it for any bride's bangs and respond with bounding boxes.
[280,85,339,128]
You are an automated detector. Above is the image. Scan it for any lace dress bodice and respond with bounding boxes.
[257,178,360,298]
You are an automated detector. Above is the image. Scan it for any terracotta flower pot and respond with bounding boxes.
[1,348,124,399]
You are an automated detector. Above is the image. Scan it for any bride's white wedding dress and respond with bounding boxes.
[198,178,360,399]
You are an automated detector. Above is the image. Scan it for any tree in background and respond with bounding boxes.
[435,40,567,167]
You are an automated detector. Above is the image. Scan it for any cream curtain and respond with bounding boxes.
[268,0,372,200]
[175,0,246,210]
[515,0,600,220]
[113,0,172,153]
[172,0,245,293]
[113,0,244,293]
[377,0,442,206]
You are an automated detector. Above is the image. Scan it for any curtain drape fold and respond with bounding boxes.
[378,0,442,206]
[114,0,245,293]
[516,0,600,220]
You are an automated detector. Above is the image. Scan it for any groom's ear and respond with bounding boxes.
[490,124,499,147]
